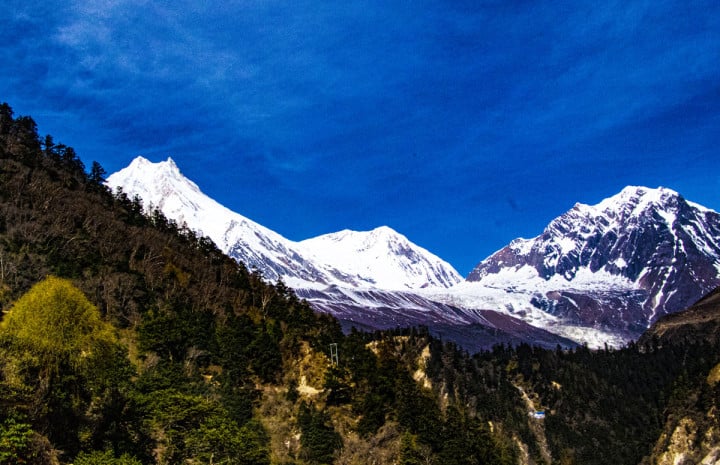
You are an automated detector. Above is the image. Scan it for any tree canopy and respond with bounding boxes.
[0,275,117,373]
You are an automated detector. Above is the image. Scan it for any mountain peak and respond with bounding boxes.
[299,226,462,289]
[110,156,199,197]
[371,225,398,235]
[125,155,180,174]
[128,155,152,167]
[360,226,410,245]
[107,159,462,290]
[466,184,720,330]
[158,156,181,173]
[592,185,681,216]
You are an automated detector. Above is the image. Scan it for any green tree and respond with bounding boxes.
[74,449,142,465]
[137,389,269,465]
[0,418,33,465]
[89,161,107,184]
[0,276,117,376]
[185,417,270,465]
[0,102,13,136]
[398,432,428,465]
[247,324,282,383]
[0,276,136,458]
[323,365,352,406]
[0,276,117,372]
[5,115,40,164]
[298,402,342,465]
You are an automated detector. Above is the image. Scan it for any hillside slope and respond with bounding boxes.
[638,287,720,464]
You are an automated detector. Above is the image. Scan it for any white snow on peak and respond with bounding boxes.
[299,226,462,290]
[556,236,577,255]
[592,186,679,217]
[107,156,284,248]
[510,237,534,255]
[106,156,462,291]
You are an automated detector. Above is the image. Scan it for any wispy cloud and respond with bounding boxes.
[1,0,718,273]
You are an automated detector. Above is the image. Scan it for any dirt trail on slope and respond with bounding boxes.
[515,384,552,465]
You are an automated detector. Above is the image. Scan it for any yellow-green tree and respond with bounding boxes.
[0,276,135,459]
[0,275,117,376]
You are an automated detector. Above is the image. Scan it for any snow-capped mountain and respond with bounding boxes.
[108,158,720,349]
[106,156,462,291]
[107,156,335,284]
[449,186,720,337]
[299,227,460,289]
[106,157,574,351]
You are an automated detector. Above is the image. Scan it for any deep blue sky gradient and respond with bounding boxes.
[2,1,719,275]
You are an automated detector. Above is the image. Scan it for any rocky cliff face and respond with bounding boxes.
[642,364,720,465]
[467,186,720,330]
[639,286,720,347]
[648,415,720,465]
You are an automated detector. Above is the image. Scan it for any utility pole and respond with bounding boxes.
[329,343,339,366]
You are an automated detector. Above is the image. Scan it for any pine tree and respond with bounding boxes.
[89,160,107,184]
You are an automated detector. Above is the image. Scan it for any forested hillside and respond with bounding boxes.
[0,102,341,464]
[0,103,718,465]
[0,103,518,464]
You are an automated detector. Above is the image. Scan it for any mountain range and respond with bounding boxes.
[108,156,462,290]
[107,156,720,349]
[2,106,719,465]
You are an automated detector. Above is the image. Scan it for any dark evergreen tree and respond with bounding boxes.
[89,160,107,184]
[298,402,342,465]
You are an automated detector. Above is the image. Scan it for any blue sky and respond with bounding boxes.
[2,1,719,275]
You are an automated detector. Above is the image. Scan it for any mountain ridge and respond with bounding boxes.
[108,156,720,348]
[107,156,463,291]
[464,185,720,332]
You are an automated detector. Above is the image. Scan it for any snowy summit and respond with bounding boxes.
[106,156,462,291]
